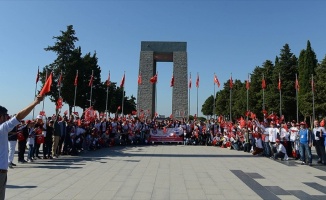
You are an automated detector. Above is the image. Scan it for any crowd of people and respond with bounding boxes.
[2,96,326,199]
[6,113,326,168]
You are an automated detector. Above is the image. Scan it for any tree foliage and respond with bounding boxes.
[40,25,136,116]
[201,42,325,123]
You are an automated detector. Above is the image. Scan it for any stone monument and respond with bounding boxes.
[137,41,188,119]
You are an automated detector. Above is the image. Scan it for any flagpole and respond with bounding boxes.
[279,73,282,116]
[33,81,38,118]
[312,74,315,122]
[230,73,232,121]
[230,88,232,121]
[296,73,299,122]
[246,73,249,122]
[42,70,48,112]
[57,70,63,116]
[58,70,62,98]
[73,70,78,112]
[196,72,199,117]
[213,73,216,119]
[188,72,191,121]
[137,87,140,119]
[90,70,94,107]
[105,70,110,119]
[262,73,265,112]
[33,66,39,119]
[155,71,158,118]
[121,71,125,117]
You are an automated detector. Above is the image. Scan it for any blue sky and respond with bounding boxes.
[1,0,326,119]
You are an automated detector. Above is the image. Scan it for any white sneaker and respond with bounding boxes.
[284,154,289,161]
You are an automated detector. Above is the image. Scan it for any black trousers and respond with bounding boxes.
[18,141,26,161]
[43,140,53,157]
[315,140,326,163]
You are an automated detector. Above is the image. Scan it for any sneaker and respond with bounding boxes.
[27,159,33,163]
[8,163,13,169]
[301,161,305,165]
[11,162,17,166]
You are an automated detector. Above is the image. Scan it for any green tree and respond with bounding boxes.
[298,40,318,121]
[215,84,230,118]
[201,95,214,117]
[248,66,265,119]
[42,25,79,114]
[274,44,298,121]
[231,80,246,120]
[315,55,326,118]
[42,25,136,116]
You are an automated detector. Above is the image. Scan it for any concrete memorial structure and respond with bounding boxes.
[137,41,188,119]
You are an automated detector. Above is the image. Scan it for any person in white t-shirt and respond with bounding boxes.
[0,95,43,200]
[267,121,279,158]
[273,139,287,160]
[289,122,300,159]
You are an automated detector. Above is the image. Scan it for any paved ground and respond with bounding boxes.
[6,145,326,200]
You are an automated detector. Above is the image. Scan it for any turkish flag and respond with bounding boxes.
[150,74,157,84]
[88,74,94,87]
[295,77,300,91]
[246,80,250,90]
[35,67,40,84]
[189,75,192,89]
[120,73,125,88]
[138,74,142,85]
[170,75,174,87]
[56,97,63,109]
[74,71,78,86]
[57,72,63,87]
[106,71,111,87]
[214,74,220,87]
[262,78,266,89]
[229,76,233,89]
[196,74,199,88]
[39,72,53,96]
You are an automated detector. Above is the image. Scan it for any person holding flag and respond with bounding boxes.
[0,95,44,199]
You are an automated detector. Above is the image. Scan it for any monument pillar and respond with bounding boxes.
[137,41,188,119]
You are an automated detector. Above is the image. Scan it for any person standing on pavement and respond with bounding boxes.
[52,116,61,158]
[312,119,326,165]
[0,95,44,200]
[299,121,313,166]
[33,115,45,159]
[57,116,66,156]
[8,122,18,169]
[43,120,54,159]
[18,120,32,163]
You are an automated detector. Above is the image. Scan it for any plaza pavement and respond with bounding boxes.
[6,144,326,200]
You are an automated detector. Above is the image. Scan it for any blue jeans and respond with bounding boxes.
[300,143,312,164]
[263,142,271,157]
[28,144,34,160]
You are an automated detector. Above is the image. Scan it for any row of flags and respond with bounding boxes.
[35,69,314,96]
